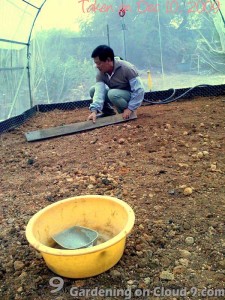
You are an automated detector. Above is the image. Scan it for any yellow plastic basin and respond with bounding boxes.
[25,195,135,278]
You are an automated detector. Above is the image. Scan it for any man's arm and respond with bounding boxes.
[128,76,145,111]
[89,82,106,112]
[122,76,145,119]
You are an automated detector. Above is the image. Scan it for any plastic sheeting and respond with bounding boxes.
[0,0,46,121]
[0,0,45,45]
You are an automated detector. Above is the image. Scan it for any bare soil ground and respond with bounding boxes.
[0,96,225,300]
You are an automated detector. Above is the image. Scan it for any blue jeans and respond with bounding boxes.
[89,86,131,113]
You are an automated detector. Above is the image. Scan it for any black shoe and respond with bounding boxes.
[97,111,116,118]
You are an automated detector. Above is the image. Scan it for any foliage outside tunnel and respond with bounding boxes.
[0,0,225,121]
[31,1,225,103]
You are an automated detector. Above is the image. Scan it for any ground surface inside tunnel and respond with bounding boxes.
[0,96,225,300]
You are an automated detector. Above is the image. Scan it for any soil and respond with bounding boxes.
[0,96,225,300]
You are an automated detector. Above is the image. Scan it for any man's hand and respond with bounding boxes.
[122,108,133,119]
[87,111,97,123]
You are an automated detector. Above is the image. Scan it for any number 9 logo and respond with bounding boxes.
[49,276,64,293]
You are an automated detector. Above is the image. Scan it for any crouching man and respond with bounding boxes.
[87,45,145,123]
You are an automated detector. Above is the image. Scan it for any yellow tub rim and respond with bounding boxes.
[25,195,135,256]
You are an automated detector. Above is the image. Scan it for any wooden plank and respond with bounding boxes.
[25,112,137,142]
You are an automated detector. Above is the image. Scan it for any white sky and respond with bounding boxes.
[35,0,91,32]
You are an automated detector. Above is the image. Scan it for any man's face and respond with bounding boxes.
[93,56,113,73]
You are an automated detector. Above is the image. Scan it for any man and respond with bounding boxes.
[87,45,145,123]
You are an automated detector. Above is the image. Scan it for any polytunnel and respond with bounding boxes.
[1,2,225,298]
[0,0,225,132]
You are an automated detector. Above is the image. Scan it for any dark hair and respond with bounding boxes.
[91,45,114,61]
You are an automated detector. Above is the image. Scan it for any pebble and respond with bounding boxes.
[168,189,176,195]
[118,138,125,144]
[185,237,195,245]
[160,270,174,280]
[183,187,193,196]
[197,151,204,158]
[168,230,176,237]
[154,205,163,211]
[143,277,151,284]
[138,258,148,268]
[17,286,23,292]
[89,176,97,183]
[138,224,144,230]
[136,251,143,257]
[66,177,73,182]
[173,265,186,275]
[183,222,191,230]
[203,150,209,156]
[215,273,225,282]
[210,164,217,171]
[144,249,153,258]
[218,260,225,268]
[179,249,192,258]
[179,258,189,267]
[19,271,28,280]
[14,261,25,271]
[35,252,42,259]
[118,161,126,167]
[110,269,122,279]
[4,261,14,273]
[123,189,128,195]
[165,123,172,129]
[178,163,189,169]
[7,218,14,224]
[135,244,143,251]
[161,257,172,267]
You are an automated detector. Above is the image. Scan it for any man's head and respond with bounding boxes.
[91,45,114,73]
